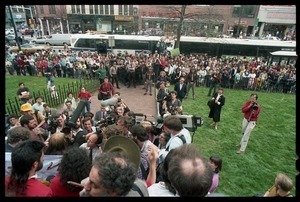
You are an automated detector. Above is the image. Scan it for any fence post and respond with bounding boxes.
[57,85,63,104]
[14,97,21,116]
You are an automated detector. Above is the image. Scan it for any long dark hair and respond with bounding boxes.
[6,140,44,196]
[209,156,222,173]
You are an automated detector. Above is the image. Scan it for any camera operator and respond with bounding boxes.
[162,91,183,118]
[48,114,65,135]
[236,93,261,154]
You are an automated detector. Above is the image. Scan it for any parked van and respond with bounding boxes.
[44,34,71,46]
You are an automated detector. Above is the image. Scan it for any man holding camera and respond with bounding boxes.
[236,93,261,154]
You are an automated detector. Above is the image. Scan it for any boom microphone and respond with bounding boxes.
[101,97,119,107]
[68,98,87,128]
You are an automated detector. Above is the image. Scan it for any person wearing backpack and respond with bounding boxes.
[158,115,191,167]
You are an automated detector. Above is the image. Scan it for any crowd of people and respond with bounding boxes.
[5,96,221,197]
[6,46,296,95]
[5,86,294,197]
[5,47,295,197]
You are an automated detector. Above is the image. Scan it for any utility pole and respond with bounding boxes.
[8,6,21,50]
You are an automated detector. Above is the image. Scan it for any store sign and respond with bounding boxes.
[115,15,134,21]
[267,13,295,19]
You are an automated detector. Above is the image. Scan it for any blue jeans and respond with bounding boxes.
[81,101,91,115]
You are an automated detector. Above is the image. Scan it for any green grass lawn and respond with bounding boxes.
[5,75,82,103]
[182,86,296,196]
[5,76,296,196]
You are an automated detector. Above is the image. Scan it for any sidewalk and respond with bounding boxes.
[57,82,158,123]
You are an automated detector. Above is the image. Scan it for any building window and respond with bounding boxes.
[40,6,44,14]
[81,5,85,14]
[71,5,75,14]
[95,5,98,14]
[110,5,114,15]
[90,5,93,14]
[119,5,122,15]
[12,6,18,12]
[105,5,109,15]
[76,5,80,13]
[124,5,128,15]
[100,5,103,15]
[49,5,56,14]
[129,5,133,15]
[232,5,256,18]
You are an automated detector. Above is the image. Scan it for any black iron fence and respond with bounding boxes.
[6,78,99,116]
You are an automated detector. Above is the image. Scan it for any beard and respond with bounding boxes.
[36,161,44,172]
[73,123,81,129]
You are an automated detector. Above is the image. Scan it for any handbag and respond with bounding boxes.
[97,93,103,100]
[207,99,214,108]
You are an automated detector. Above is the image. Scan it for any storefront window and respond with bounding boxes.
[71,5,75,14]
[124,5,128,15]
[95,5,98,14]
[105,5,109,15]
[100,5,103,15]
[81,5,85,14]
[110,5,114,15]
[129,5,133,15]
[232,5,256,18]
[89,5,93,14]
[119,5,122,15]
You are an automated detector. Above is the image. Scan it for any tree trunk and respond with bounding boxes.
[175,5,187,49]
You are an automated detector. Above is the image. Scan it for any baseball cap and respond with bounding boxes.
[20,103,33,112]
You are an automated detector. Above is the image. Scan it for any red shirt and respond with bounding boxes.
[242,101,261,122]
[5,176,53,197]
[99,82,114,95]
[78,91,92,101]
[50,175,80,197]
[160,59,167,69]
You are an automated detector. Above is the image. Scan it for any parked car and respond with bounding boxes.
[5,28,14,35]
[31,36,50,44]
[5,35,17,46]
[262,36,281,40]
[8,43,51,54]
[20,29,34,35]
[44,34,71,46]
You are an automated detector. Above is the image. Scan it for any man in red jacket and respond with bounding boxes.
[236,93,261,154]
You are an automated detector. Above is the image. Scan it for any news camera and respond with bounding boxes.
[163,114,203,142]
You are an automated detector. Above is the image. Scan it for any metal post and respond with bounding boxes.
[60,19,63,34]
[28,6,33,19]
[67,19,70,34]
[8,6,21,50]
[46,19,50,35]
[38,18,44,36]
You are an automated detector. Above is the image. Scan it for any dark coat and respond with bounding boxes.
[174,82,187,100]
[208,92,225,122]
